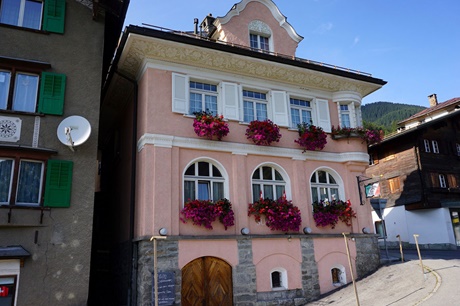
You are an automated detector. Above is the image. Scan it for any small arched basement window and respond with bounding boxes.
[331,265,346,286]
[270,269,287,290]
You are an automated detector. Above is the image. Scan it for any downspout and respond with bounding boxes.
[114,71,138,306]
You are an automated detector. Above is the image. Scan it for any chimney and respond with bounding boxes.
[194,18,198,34]
[200,14,216,37]
[428,94,438,107]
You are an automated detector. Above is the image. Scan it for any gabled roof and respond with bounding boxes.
[399,97,460,124]
[217,0,303,43]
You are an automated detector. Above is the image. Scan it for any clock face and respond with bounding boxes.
[0,119,17,138]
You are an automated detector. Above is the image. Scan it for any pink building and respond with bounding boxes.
[98,0,387,304]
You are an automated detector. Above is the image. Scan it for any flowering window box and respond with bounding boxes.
[245,119,281,146]
[248,197,301,232]
[294,123,327,152]
[312,199,356,228]
[193,111,229,140]
[180,199,235,230]
[331,126,383,145]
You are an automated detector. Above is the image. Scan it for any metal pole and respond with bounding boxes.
[413,234,425,280]
[381,213,389,260]
[396,235,404,262]
[343,233,360,306]
[150,236,167,306]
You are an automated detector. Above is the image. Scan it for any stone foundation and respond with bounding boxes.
[134,235,380,305]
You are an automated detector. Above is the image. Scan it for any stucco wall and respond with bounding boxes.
[0,1,104,305]
[215,1,299,56]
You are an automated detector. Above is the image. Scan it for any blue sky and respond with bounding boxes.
[123,0,460,106]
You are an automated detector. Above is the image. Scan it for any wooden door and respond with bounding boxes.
[181,257,233,306]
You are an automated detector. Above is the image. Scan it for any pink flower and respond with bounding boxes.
[193,111,229,140]
[245,120,282,146]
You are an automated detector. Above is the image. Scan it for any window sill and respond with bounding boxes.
[0,23,49,35]
[0,109,45,117]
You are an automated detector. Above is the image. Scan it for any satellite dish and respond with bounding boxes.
[57,116,91,151]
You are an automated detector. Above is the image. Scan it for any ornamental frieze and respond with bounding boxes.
[120,36,379,96]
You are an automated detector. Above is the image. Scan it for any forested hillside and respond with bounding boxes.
[362,102,426,134]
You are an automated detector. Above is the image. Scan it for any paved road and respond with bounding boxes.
[306,248,460,306]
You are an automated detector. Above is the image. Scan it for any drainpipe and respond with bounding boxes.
[114,71,138,306]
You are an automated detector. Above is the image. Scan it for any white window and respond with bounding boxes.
[184,161,225,202]
[0,259,20,306]
[423,139,431,153]
[310,170,340,203]
[0,158,44,206]
[270,268,287,290]
[250,33,269,52]
[252,166,285,202]
[15,160,44,205]
[439,174,447,188]
[189,81,218,115]
[0,158,14,204]
[339,104,351,127]
[0,70,39,112]
[290,97,312,128]
[243,90,267,122]
[0,0,43,30]
[432,140,439,154]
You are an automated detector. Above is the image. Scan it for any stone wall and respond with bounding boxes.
[355,235,381,278]
[137,239,180,306]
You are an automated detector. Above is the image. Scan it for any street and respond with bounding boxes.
[306,248,460,305]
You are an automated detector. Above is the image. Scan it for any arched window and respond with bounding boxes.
[270,268,287,290]
[184,161,225,202]
[331,265,346,286]
[310,170,340,203]
[252,166,285,202]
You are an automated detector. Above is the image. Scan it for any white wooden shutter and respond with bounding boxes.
[271,91,289,127]
[316,99,331,132]
[222,82,239,120]
[172,73,188,114]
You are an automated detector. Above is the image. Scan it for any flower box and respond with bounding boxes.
[248,197,301,232]
[193,111,229,140]
[245,119,281,146]
[180,198,235,230]
[331,126,383,145]
[295,123,327,152]
[312,199,356,228]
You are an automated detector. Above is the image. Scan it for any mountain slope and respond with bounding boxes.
[362,102,426,134]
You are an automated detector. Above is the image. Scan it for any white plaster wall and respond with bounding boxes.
[373,207,455,245]
[405,208,455,245]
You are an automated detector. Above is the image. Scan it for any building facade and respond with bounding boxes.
[0,0,128,305]
[99,0,386,304]
[365,95,460,250]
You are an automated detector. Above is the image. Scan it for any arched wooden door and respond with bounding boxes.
[181,256,233,306]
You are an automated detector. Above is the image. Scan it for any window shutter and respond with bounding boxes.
[38,72,66,115]
[271,91,289,127]
[172,73,188,114]
[316,99,331,132]
[43,0,66,34]
[44,160,73,208]
[222,82,239,120]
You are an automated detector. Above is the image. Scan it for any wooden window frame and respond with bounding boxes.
[388,177,401,194]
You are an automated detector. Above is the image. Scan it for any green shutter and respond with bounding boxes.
[43,0,66,34]
[44,160,73,208]
[38,72,66,115]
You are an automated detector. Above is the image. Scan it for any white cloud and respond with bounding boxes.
[352,36,360,47]
[315,22,333,34]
